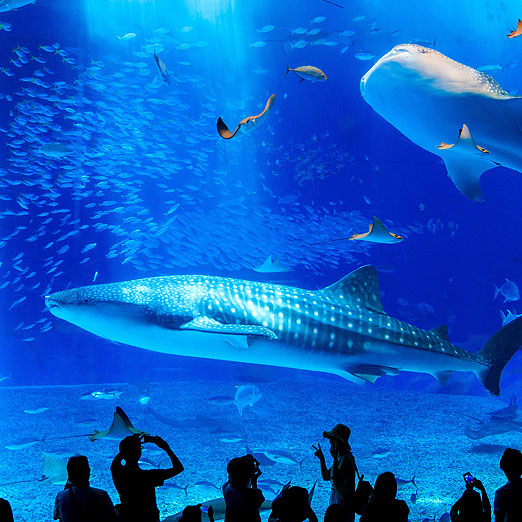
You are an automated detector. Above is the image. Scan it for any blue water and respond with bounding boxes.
[1,0,522,520]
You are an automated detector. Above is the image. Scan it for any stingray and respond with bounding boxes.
[361,44,522,201]
[41,453,68,484]
[464,419,522,440]
[89,406,146,441]
[508,19,522,38]
[217,94,275,139]
[146,406,236,434]
[349,216,403,243]
[253,255,291,273]
[313,216,403,245]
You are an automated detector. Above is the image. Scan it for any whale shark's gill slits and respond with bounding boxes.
[321,265,385,314]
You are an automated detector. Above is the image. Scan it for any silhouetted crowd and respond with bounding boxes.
[1,424,521,521]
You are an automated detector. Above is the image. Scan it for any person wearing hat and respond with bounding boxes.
[313,423,357,522]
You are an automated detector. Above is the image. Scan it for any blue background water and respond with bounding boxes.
[1,0,521,393]
[1,1,522,520]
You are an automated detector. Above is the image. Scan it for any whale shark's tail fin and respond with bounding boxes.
[477,316,522,395]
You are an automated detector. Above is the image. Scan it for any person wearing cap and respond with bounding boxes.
[111,433,184,522]
[53,455,117,522]
[313,423,357,522]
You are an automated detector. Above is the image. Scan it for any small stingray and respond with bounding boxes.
[89,406,146,441]
[41,453,68,484]
[253,256,291,273]
[154,49,170,85]
[508,19,522,38]
[470,443,507,455]
[217,94,275,139]
[311,216,403,245]
[146,406,236,434]
[465,419,522,440]
[438,123,490,154]
[350,216,403,244]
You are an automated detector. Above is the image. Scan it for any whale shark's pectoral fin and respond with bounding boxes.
[432,370,453,385]
[347,364,400,384]
[180,316,278,339]
[437,124,494,202]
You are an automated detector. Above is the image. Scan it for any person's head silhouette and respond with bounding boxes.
[500,448,522,481]
[67,455,90,487]
[271,486,312,522]
[119,434,142,465]
[372,472,397,503]
[323,423,351,454]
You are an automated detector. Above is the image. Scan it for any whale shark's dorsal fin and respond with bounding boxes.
[430,324,449,341]
[322,265,384,313]
[437,124,494,202]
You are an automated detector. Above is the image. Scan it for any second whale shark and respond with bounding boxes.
[45,266,522,395]
[361,44,522,202]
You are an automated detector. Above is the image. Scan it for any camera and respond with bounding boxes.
[463,472,475,485]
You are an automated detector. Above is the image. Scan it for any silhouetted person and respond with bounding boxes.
[111,433,184,522]
[324,504,345,522]
[268,485,318,522]
[0,498,14,522]
[360,472,409,522]
[313,423,357,522]
[179,504,215,522]
[494,447,522,521]
[222,454,265,522]
[450,476,490,522]
[53,455,117,522]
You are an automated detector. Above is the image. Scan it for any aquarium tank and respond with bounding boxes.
[1,0,522,520]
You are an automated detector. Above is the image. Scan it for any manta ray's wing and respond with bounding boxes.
[89,406,145,441]
[217,94,276,139]
[508,19,522,38]
[437,124,493,202]
[349,216,403,244]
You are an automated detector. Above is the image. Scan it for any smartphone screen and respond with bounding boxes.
[463,472,474,484]
[200,506,209,513]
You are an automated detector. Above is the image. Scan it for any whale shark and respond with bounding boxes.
[360,44,522,201]
[45,266,522,395]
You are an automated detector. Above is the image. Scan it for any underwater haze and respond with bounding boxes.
[1,0,522,520]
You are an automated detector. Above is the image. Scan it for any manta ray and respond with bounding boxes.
[217,94,275,139]
[45,266,522,395]
[360,44,522,202]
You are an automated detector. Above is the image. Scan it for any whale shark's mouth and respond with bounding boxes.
[45,296,60,310]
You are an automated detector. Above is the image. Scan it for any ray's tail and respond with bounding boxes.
[477,316,522,395]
